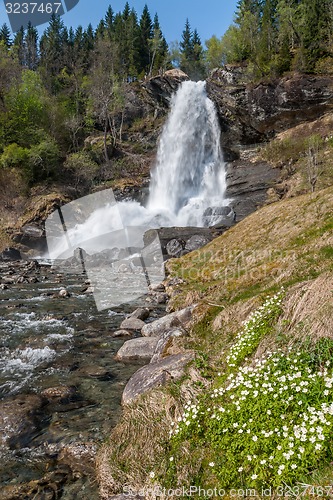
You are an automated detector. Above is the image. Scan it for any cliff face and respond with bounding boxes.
[206,68,333,149]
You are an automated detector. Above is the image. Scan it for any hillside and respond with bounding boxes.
[97,183,333,497]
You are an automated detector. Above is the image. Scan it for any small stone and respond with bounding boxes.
[148,283,165,293]
[112,330,132,338]
[41,386,76,401]
[130,307,150,321]
[59,288,71,298]
[120,317,145,330]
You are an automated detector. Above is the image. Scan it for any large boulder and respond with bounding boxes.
[150,327,186,363]
[122,352,195,405]
[141,306,194,337]
[120,317,146,331]
[115,337,159,361]
[0,247,22,261]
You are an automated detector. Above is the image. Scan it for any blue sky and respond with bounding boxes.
[1,0,238,45]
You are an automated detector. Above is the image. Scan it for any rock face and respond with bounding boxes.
[142,69,189,106]
[207,69,333,148]
[122,352,195,405]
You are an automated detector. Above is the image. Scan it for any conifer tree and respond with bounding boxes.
[25,22,38,70]
[139,4,153,75]
[0,24,12,48]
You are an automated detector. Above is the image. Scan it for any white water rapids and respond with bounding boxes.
[46,80,228,258]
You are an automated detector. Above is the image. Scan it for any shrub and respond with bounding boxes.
[0,143,29,169]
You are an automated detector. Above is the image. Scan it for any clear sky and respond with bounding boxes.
[0,0,238,45]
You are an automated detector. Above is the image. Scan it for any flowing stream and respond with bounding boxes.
[0,80,227,496]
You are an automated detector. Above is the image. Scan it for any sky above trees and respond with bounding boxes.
[0,0,239,44]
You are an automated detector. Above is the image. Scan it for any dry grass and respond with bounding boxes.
[167,186,333,309]
[97,371,209,499]
[277,273,333,342]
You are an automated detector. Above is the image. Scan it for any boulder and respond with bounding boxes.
[150,327,186,363]
[122,352,195,405]
[57,442,97,476]
[120,317,146,331]
[185,234,211,252]
[115,337,159,361]
[130,307,150,321]
[141,306,194,337]
[166,238,185,257]
[0,394,45,448]
[0,247,22,261]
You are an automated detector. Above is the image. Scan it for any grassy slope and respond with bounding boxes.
[97,184,333,498]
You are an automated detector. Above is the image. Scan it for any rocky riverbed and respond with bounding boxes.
[0,258,168,498]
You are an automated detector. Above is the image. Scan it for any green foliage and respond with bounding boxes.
[164,291,333,491]
[27,138,60,182]
[220,0,333,77]
[226,290,284,367]
[180,19,206,80]
[63,151,99,191]
[0,143,28,169]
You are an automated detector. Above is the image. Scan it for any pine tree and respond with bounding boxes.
[180,18,193,62]
[13,26,25,66]
[139,4,153,75]
[25,22,38,70]
[39,14,67,91]
[0,24,12,48]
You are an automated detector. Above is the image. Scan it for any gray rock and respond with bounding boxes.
[0,394,45,448]
[141,306,193,337]
[112,329,132,338]
[122,352,195,405]
[120,317,146,330]
[58,441,97,476]
[148,283,165,293]
[115,337,159,361]
[130,307,150,321]
[151,327,186,363]
[59,288,71,298]
[166,238,184,257]
[0,247,22,261]
[185,234,211,252]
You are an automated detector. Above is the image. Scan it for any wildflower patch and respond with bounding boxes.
[167,341,333,490]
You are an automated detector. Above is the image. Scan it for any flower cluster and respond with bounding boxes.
[226,289,284,367]
[168,345,333,489]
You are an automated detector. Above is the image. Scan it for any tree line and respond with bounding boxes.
[0,4,205,192]
[209,0,333,77]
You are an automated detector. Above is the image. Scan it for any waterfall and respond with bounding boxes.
[46,80,228,259]
[148,80,226,226]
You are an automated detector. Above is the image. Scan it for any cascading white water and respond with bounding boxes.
[46,80,228,258]
[148,80,226,226]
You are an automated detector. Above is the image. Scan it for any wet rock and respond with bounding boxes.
[142,68,189,106]
[41,386,76,402]
[115,337,159,361]
[122,352,195,405]
[148,283,165,293]
[0,284,8,290]
[130,307,150,321]
[0,466,72,500]
[112,329,132,338]
[150,327,186,363]
[0,247,22,261]
[166,238,185,257]
[73,247,87,262]
[141,306,194,337]
[120,317,146,331]
[59,288,71,298]
[0,394,45,448]
[58,442,97,476]
[76,365,113,380]
[185,234,211,252]
[1,277,15,285]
